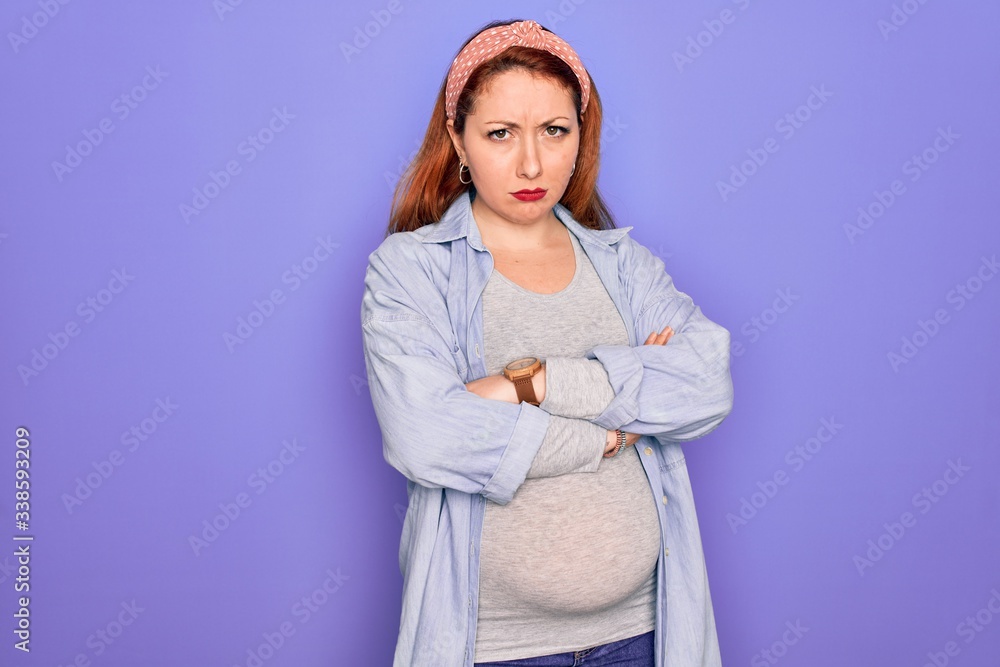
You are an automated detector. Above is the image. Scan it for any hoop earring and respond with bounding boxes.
[459,161,472,185]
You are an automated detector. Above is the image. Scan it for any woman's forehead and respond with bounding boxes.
[473,71,576,114]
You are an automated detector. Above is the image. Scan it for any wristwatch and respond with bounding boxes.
[502,356,544,406]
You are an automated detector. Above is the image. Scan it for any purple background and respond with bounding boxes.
[2,1,999,665]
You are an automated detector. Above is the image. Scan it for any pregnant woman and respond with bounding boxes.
[361,18,734,667]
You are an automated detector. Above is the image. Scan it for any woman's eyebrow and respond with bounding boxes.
[483,117,570,128]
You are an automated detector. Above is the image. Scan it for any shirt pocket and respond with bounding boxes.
[659,456,687,473]
[656,439,687,472]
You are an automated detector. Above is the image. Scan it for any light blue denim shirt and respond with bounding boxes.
[361,191,734,666]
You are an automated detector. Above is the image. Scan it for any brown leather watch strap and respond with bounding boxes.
[513,376,539,406]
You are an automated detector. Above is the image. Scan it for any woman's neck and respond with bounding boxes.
[472,200,564,253]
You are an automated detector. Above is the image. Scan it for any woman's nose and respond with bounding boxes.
[518,138,542,178]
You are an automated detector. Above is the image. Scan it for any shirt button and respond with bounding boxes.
[644,446,653,456]
[661,495,668,505]
[664,547,670,557]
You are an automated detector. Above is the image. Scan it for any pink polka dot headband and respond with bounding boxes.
[444,20,591,121]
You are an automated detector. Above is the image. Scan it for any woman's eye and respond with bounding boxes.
[489,126,568,141]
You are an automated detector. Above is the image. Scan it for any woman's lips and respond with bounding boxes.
[511,189,547,202]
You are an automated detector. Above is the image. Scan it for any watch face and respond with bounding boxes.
[506,357,538,371]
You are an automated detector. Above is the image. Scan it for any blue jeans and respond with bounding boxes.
[474,630,655,667]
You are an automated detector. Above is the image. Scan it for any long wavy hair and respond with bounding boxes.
[386,18,618,236]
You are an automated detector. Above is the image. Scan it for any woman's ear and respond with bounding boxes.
[445,119,464,161]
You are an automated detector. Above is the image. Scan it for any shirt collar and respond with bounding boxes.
[412,190,632,250]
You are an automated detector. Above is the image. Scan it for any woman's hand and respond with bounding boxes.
[603,429,643,457]
[643,324,673,346]
[604,324,674,457]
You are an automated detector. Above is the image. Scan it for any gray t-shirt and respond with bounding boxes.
[474,230,661,662]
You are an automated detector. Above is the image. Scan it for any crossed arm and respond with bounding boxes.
[361,233,733,505]
[464,324,675,464]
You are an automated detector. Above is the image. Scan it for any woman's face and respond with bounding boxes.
[447,69,580,231]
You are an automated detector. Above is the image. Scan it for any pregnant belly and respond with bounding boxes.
[478,447,661,615]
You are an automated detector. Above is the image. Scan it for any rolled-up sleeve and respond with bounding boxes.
[361,242,551,505]
[539,357,617,419]
[526,416,606,478]
[584,236,734,442]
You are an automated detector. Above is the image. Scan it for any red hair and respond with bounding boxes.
[386,19,618,236]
